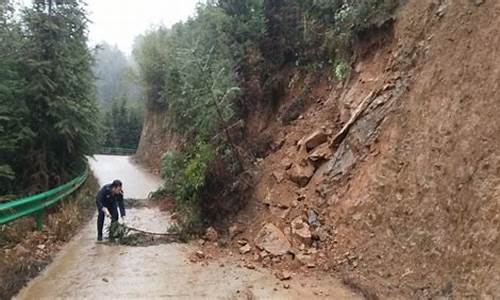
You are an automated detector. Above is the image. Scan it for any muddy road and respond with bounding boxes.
[15,155,358,299]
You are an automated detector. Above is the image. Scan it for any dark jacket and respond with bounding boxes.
[96,184,125,217]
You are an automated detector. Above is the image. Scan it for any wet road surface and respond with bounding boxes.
[15,155,359,299]
[88,155,162,199]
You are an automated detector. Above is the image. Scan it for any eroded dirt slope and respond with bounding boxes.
[225,0,500,298]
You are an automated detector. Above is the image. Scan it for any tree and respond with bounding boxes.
[0,0,30,193]
[101,96,143,149]
[93,42,141,109]
[0,0,99,195]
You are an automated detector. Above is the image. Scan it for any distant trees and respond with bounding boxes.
[0,0,98,195]
[101,98,143,149]
[93,43,143,150]
[93,42,141,109]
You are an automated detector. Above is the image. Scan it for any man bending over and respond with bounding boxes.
[95,179,125,241]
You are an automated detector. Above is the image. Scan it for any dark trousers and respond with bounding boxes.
[97,203,119,239]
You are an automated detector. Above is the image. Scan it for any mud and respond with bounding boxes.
[15,155,358,299]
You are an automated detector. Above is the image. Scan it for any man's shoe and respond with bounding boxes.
[97,236,103,242]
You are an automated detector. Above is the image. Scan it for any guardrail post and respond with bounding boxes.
[35,210,44,231]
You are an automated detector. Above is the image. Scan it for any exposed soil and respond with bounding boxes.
[135,108,184,175]
[135,0,500,298]
[213,0,500,298]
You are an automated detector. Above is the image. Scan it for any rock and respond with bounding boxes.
[244,263,256,270]
[436,3,447,18]
[14,244,30,256]
[254,223,291,256]
[471,0,484,6]
[287,162,315,187]
[327,141,356,179]
[272,171,285,183]
[237,240,248,246]
[270,206,290,219]
[102,278,109,283]
[240,244,252,254]
[312,228,330,242]
[37,244,46,250]
[291,217,312,245]
[309,143,332,162]
[276,270,292,281]
[299,130,329,151]
[204,227,218,242]
[307,209,320,227]
[228,224,243,240]
[296,253,315,265]
[283,284,291,289]
[195,250,205,258]
[282,159,293,170]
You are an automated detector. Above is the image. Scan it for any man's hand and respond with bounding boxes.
[102,207,111,218]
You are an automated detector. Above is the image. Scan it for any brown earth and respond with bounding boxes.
[135,106,184,175]
[0,175,98,299]
[137,0,500,298]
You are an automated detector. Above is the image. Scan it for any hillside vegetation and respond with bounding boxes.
[135,0,500,297]
[0,0,98,195]
[134,0,398,231]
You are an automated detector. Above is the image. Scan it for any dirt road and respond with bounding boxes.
[15,155,358,299]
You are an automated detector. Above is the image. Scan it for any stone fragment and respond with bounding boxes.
[287,162,315,187]
[254,223,291,256]
[276,270,292,281]
[204,227,218,242]
[240,244,252,254]
[299,130,329,151]
[291,217,312,245]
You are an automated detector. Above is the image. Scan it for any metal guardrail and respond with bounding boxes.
[100,147,137,156]
[0,170,88,230]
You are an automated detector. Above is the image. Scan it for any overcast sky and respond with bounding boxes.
[85,0,200,55]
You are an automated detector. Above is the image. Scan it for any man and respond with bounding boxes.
[95,179,126,241]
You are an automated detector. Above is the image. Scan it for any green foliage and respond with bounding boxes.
[134,3,239,136]
[101,97,143,149]
[160,151,186,194]
[160,141,214,231]
[334,58,349,80]
[260,0,398,67]
[0,0,99,195]
[134,0,399,233]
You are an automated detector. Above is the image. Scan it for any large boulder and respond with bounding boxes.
[299,130,329,151]
[254,223,291,256]
[287,162,315,187]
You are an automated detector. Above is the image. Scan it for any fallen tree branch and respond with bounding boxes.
[126,225,179,237]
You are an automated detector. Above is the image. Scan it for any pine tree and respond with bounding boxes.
[0,0,99,195]
[0,0,31,194]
